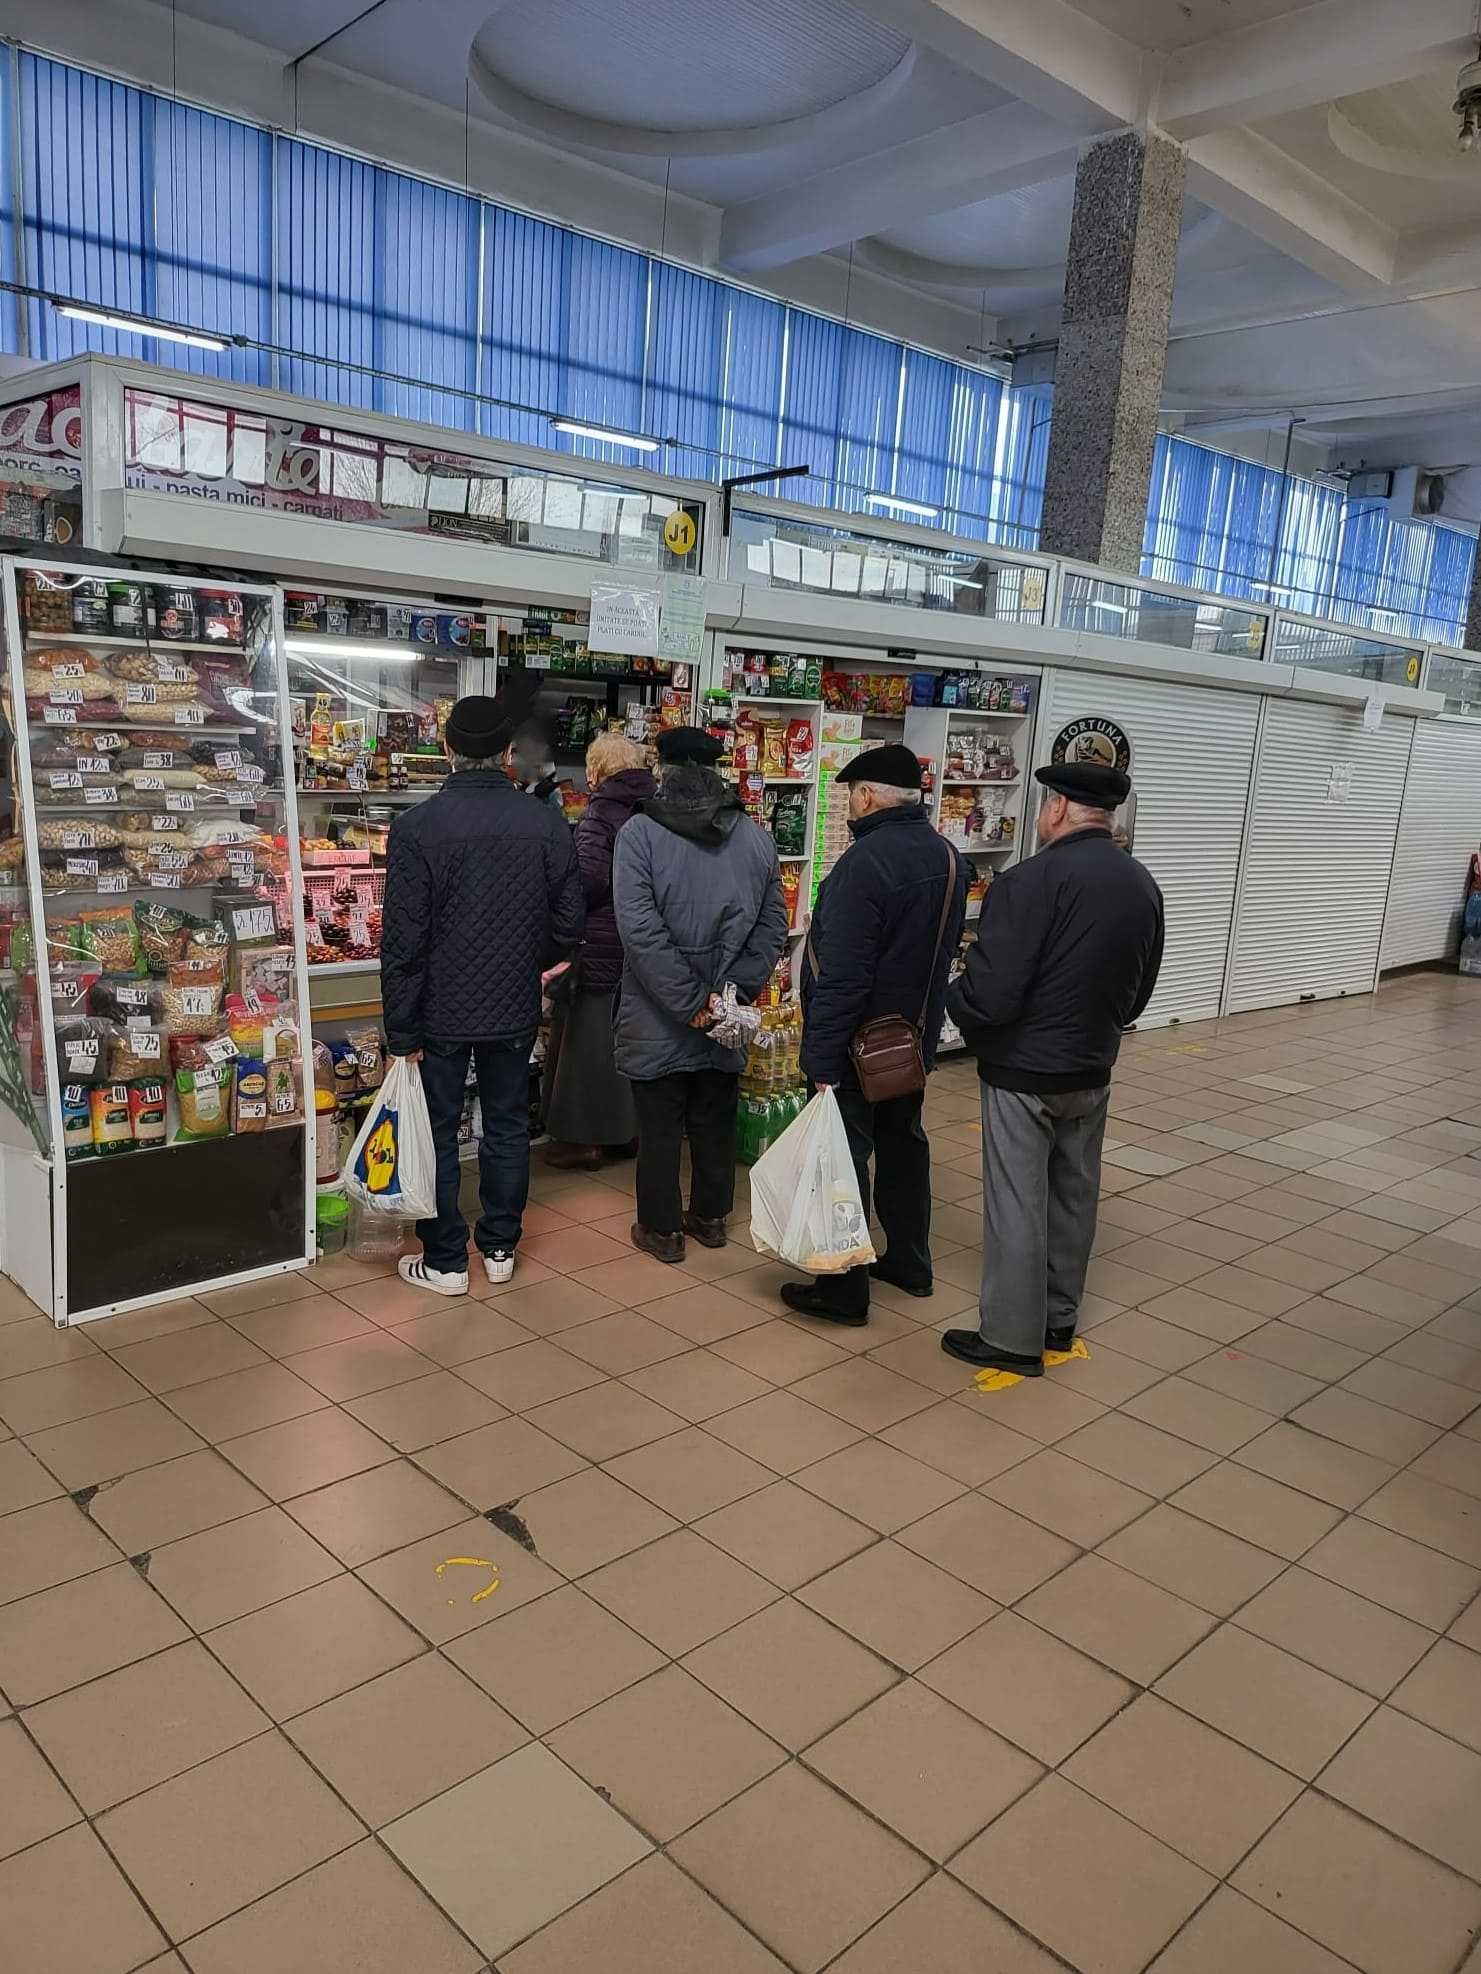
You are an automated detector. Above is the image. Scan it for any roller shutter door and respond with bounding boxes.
[1036,671,1258,1027]
[1226,699,1414,1013]
[1381,720,1481,968]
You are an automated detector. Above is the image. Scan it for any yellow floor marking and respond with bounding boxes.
[435,1556,502,1605]
[973,1368,1025,1392]
[1044,1338,1091,1367]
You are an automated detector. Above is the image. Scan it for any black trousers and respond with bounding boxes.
[632,1069,739,1236]
[830,1083,933,1313]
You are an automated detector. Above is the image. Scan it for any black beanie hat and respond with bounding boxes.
[834,742,923,791]
[443,695,511,760]
[656,725,725,766]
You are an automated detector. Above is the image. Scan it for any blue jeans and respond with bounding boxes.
[416,1036,535,1272]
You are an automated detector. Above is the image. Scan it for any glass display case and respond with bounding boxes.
[0,557,313,1324]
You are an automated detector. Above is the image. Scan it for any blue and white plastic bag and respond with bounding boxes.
[343,1055,437,1219]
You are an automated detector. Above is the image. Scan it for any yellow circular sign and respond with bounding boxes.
[1405,656,1420,684]
[662,509,697,557]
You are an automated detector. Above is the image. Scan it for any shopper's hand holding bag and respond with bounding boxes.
[343,1054,437,1219]
[749,1087,877,1274]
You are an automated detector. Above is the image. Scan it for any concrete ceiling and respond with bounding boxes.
[17,0,1481,476]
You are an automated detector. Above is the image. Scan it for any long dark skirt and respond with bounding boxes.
[542,986,636,1147]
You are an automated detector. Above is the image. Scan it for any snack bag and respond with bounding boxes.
[343,1055,436,1218]
[749,1088,876,1275]
[785,719,814,781]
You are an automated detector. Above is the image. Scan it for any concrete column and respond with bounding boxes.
[1464,550,1481,651]
[1038,128,1185,572]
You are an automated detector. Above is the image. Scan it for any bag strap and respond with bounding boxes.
[806,837,958,1030]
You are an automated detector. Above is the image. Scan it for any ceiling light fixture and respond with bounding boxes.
[550,417,660,453]
[1456,43,1481,151]
[58,303,231,352]
[284,639,420,664]
[865,492,938,519]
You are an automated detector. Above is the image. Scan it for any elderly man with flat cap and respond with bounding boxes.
[942,759,1164,1373]
[784,742,967,1326]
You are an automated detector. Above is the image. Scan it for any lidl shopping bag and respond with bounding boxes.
[749,1087,877,1275]
[343,1055,437,1218]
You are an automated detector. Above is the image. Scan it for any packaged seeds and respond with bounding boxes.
[128,1079,168,1148]
[55,1016,113,1084]
[135,900,188,973]
[785,719,814,780]
[89,1082,133,1155]
[233,1058,269,1132]
[174,1059,230,1140]
[109,1024,165,1080]
[162,970,225,1038]
[78,908,143,974]
[265,1055,303,1127]
[348,1026,384,1091]
[771,789,807,856]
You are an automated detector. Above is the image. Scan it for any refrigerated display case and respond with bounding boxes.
[0,557,313,1324]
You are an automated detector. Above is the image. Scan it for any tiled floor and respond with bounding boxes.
[3,972,1481,1973]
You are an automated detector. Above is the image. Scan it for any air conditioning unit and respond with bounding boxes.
[1370,464,1481,526]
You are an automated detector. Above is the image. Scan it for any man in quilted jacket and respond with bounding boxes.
[382,693,584,1297]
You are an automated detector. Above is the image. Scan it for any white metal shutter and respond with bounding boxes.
[1226,700,1414,1013]
[1380,720,1481,968]
[1037,671,1258,1027]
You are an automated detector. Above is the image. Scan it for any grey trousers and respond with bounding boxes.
[977,1083,1110,1355]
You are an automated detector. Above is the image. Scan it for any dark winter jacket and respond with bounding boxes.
[573,767,655,994]
[948,826,1164,1093]
[801,802,969,1090]
[380,768,584,1057]
[612,764,788,1080]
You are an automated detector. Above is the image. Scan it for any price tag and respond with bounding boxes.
[243,987,264,1014]
[93,732,123,752]
[271,1091,296,1115]
[124,684,158,706]
[165,792,195,812]
[213,750,242,771]
[148,814,182,832]
[349,914,370,946]
[155,850,190,871]
[158,666,194,685]
[178,986,215,1017]
[148,872,183,889]
[83,786,118,806]
[141,752,174,770]
[96,872,128,894]
[202,1035,239,1065]
[60,830,96,850]
[174,706,206,726]
[65,1047,97,1073]
[130,1030,163,1060]
[346,759,368,793]
[115,985,150,1009]
[48,687,83,706]
[135,775,166,792]
[63,1082,86,1105]
[49,772,82,791]
[239,765,266,784]
[226,846,256,868]
[51,662,85,680]
[43,707,77,725]
[76,756,110,774]
[231,904,276,942]
[65,856,99,877]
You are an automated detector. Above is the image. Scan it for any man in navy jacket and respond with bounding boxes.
[787,744,967,1325]
[381,694,583,1298]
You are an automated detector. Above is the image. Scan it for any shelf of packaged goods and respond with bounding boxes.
[942,777,1021,789]
[300,788,435,805]
[760,775,815,787]
[732,695,824,709]
[941,706,1030,722]
[308,957,382,977]
[30,715,260,736]
[24,632,251,655]
[40,879,269,902]
[32,797,269,815]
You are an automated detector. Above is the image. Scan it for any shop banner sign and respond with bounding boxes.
[0,388,83,487]
[589,578,660,658]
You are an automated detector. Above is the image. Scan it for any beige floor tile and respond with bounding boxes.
[1232,1792,1481,1974]
[87,1447,268,1552]
[620,1346,770,1422]
[453,1337,605,1411]
[1236,1565,1437,1697]
[1147,1884,1379,1974]
[519,1225,632,1272]
[146,1504,340,1630]
[1325,1274,1447,1326]
[1456,1591,1481,1648]
[357,1514,561,1643]
[216,1408,395,1502]
[413,1414,588,1506]
[164,1362,330,1441]
[1049,1341,1167,1408]
[1180,1346,1325,1418]
[793,1437,964,1534]
[918,1608,1133,1763]
[640,1282,780,1346]
[388,1301,533,1364]
[1169,1459,1342,1560]
[0,1494,119,1604]
[893,1491,1072,1604]
[524,1382,687,1461]
[205,1573,422,1720]
[96,1728,362,1940]
[959,1373,1108,1446]
[1154,1623,1373,1777]
[603,1423,774,1519]
[1392,1637,1481,1755]
[0,1714,81,1859]
[0,1356,146,1435]
[705,1389,864,1472]
[1360,1468,1481,1567]
[1283,1294,1410,1354]
[865,1327,997,1399]
[984,1446,1154,1547]
[499,1852,789,1974]
[879,1398,1040,1485]
[1080,1309,1217,1371]
[1121,1374,1272,1454]
[515,1465,677,1576]
[0,1561,187,1707]
[789,1358,941,1433]
[0,1823,165,1974]
[284,1332,434,1402]
[950,1774,1214,1974]
[1018,1552,1214,1684]
[1232,1419,1396,1508]
[447,1582,662,1732]
[329,1275,464,1326]
[1063,1692,1301,1873]
[25,1639,267,1813]
[684,1595,897,1749]
[21,1396,203,1490]
[287,1652,526,1826]
[672,1762,929,1974]
[582,1527,777,1654]
[180,1838,482,1974]
[708,1316,849,1382]
[550,1663,783,1839]
[1302,1513,1481,1629]
[201,1274,326,1319]
[1056,1411,1219,1497]
[560,1309,697,1376]
[696,1477,875,1589]
[0,1315,96,1379]
[1321,1703,1481,1878]
[224,1293,378,1358]
[1340,1357,1480,1429]
[1237,1318,1370,1381]
[1098,1502,1285,1615]
[829,1871,1063,1974]
[285,1458,467,1567]
[797,1539,995,1670]
[1140,1283,1269,1344]
[383,1739,650,1961]
[808,1678,1040,1859]
[109,1323,269,1395]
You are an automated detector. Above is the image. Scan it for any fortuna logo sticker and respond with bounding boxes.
[1050,717,1131,773]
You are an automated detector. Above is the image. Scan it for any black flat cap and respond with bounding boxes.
[444,695,512,760]
[835,742,922,791]
[1036,761,1130,808]
[656,725,725,766]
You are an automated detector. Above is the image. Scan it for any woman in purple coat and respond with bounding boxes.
[542,732,656,1170]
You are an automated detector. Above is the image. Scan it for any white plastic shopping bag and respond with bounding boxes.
[749,1087,877,1274]
[343,1055,437,1219]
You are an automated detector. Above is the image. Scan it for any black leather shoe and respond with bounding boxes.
[631,1222,686,1264]
[1046,1325,1076,1353]
[780,1282,868,1328]
[683,1213,728,1250]
[941,1330,1044,1375]
[868,1262,934,1298]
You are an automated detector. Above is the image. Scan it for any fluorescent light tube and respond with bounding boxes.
[865,492,938,519]
[58,304,229,353]
[551,418,660,453]
[285,639,420,663]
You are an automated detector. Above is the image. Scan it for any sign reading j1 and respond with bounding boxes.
[1050,716,1132,774]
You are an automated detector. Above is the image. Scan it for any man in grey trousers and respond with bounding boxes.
[941,761,1164,1375]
